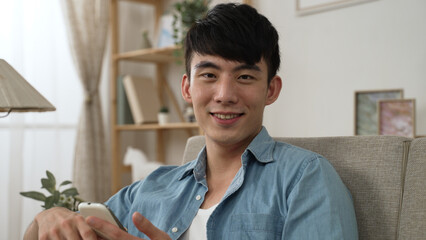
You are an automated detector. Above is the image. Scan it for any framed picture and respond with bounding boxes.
[378,99,416,138]
[296,0,377,15]
[354,89,403,135]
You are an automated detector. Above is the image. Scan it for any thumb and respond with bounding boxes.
[132,212,171,240]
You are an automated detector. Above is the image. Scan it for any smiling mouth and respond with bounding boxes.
[211,113,243,120]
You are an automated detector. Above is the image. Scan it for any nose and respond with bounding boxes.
[213,77,238,104]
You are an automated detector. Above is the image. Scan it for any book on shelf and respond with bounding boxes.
[156,14,175,48]
[117,75,134,125]
[123,75,160,124]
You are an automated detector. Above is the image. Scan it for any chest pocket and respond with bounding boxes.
[229,213,283,240]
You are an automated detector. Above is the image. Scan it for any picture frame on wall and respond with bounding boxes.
[378,99,416,138]
[354,89,403,136]
[296,0,377,16]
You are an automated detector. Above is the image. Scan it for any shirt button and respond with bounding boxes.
[196,195,202,200]
[172,227,178,233]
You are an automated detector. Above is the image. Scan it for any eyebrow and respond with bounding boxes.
[193,61,262,72]
[193,61,220,70]
[233,64,261,72]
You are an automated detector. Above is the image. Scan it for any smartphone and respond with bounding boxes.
[78,202,127,238]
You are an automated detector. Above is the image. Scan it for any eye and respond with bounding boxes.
[201,73,216,79]
[201,73,216,80]
[238,74,255,80]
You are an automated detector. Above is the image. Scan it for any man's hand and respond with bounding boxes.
[24,207,98,240]
[24,207,170,240]
[87,212,171,240]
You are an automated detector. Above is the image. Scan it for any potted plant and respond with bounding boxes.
[140,29,152,49]
[20,171,83,211]
[184,103,196,122]
[158,106,170,125]
[172,0,211,46]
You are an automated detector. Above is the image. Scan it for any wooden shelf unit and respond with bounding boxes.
[114,46,181,63]
[115,122,200,131]
[110,0,202,193]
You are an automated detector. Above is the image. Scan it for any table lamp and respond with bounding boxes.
[0,59,55,117]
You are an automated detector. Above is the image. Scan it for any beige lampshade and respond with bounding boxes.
[0,59,55,112]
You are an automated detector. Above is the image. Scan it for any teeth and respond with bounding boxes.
[214,113,240,120]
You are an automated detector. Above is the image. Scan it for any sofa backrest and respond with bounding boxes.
[398,137,426,240]
[182,135,412,240]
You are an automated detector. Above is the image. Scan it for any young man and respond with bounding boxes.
[25,3,358,240]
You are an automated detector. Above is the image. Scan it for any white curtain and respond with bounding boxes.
[61,0,110,202]
[0,0,82,239]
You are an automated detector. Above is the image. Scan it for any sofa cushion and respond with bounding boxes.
[182,135,411,239]
[398,137,426,239]
[278,136,410,240]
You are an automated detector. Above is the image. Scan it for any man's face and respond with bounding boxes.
[181,54,281,148]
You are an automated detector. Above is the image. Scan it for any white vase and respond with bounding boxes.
[158,112,169,125]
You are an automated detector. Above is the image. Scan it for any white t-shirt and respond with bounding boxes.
[179,204,218,240]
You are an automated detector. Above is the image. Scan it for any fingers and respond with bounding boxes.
[132,212,171,240]
[85,212,171,240]
[86,216,131,240]
[34,207,98,240]
[56,215,86,240]
[75,216,99,239]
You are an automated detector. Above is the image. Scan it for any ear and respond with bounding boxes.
[181,74,193,104]
[265,75,282,105]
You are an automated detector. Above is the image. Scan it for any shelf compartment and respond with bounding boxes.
[118,0,158,5]
[115,122,200,131]
[114,46,181,63]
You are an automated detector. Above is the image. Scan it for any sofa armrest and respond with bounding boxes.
[398,137,426,239]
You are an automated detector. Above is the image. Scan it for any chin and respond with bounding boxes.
[208,131,250,146]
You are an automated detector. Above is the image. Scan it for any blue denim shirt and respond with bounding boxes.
[106,127,358,239]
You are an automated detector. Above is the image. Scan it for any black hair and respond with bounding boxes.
[184,3,280,83]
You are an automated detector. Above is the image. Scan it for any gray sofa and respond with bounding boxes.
[182,135,426,240]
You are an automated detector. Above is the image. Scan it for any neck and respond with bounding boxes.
[200,134,257,209]
[200,142,244,209]
[205,139,247,175]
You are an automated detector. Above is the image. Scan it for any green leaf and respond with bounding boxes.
[52,190,60,203]
[44,196,54,209]
[61,187,79,197]
[59,180,72,187]
[46,170,56,187]
[20,191,46,202]
[41,178,55,194]
[172,0,210,45]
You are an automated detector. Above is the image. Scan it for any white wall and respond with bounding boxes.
[258,0,426,137]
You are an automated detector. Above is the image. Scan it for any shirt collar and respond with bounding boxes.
[244,127,275,164]
[179,147,207,181]
[178,126,276,180]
